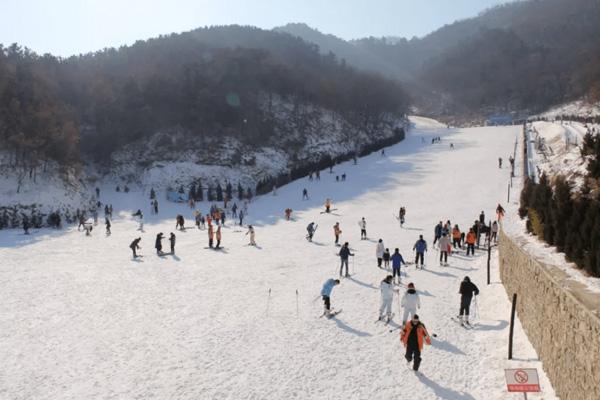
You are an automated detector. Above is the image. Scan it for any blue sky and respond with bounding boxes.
[2,0,510,56]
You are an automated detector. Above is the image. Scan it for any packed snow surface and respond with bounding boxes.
[0,119,556,399]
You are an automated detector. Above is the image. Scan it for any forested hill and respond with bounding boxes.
[0,26,408,168]
[278,0,600,117]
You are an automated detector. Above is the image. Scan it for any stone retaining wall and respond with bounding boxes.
[499,230,600,400]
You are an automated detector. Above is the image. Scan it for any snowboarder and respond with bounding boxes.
[401,314,431,372]
[130,237,141,258]
[401,283,421,325]
[466,229,476,256]
[458,276,480,325]
[391,248,406,284]
[215,225,222,249]
[155,233,164,255]
[376,239,385,268]
[359,217,367,240]
[433,221,443,245]
[383,248,391,268]
[438,233,451,266]
[169,232,176,254]
[208,224,214,248]
[246,225,256,246]
[321,278,340,317]
[306,222,317,242]
[413,235,427,268]
[338,242,354,277]
[333,222,341,245]
[302,188,309,200]
[379,275,398,322]
[490,221,499,244]
[105,217,111,235]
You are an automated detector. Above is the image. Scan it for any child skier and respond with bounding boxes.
[401,283,421,324]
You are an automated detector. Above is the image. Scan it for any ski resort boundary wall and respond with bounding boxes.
[498,230,600,400]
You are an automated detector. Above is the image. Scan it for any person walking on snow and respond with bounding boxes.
[438,233,451,266]
[452,225,461,249]
[215,225,222,249]
[401,314,431,372]
[391,248,406,284]
[376,239,385,268]
[399,207,406,226]
[498,157,503,168]
[413,235,428,269]
[433,221,443,245]
[459,276,480,325]
[401,282,421,325]
[130,237,141,258]
[238,209,244,226]
[383,248,391,268]
[359,217,367,240]
[379,275,398,322]
[169,232,176,254]
[302,188,309,200]
[321,278,340,317]
[246,225,256,246]
[338,242,355,277]
[306,222,316,242]
[466,229,476,256]
[333,222,341,245]
[155,233,164,255]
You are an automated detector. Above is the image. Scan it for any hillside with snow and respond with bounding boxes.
[0,118,557,399]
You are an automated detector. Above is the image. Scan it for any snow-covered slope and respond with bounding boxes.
[0,119,556,399]
[538,100,600,119]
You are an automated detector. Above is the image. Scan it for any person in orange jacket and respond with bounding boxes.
[465,228,476,256]
[452,225,462,249]
[333,222,342,245]
[401,314,431,371]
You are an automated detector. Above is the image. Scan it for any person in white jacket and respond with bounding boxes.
[379,275,398,321]
[358,217,367,240]
[401,282,421,324]
[438,232,451,266]
[376,239,385,268]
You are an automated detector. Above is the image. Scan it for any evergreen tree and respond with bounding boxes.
[226,182,233,201]
[551,176,572,252]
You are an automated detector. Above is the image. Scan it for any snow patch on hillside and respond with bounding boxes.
[539,100,600,119]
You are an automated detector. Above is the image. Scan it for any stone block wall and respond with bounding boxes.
[499,230,600,400]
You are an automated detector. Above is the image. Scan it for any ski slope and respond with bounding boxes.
[0,118,557,399]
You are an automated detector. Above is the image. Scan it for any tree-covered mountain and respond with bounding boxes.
[0,26,409,169]
[278,0,600,116]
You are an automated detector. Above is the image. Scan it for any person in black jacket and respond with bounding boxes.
[338,242,355,277]
[130,237,141,258]
[459,276,479,325]
[169,232,176,254]
[155,233,164,255]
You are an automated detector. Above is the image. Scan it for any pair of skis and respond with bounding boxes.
[451,316,474,329]
[375,313,395,325]
[320,309,343,318]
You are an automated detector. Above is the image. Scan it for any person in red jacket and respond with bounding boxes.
[401,314,432,371]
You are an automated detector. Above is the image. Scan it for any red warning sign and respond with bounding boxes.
[505,369,541,392]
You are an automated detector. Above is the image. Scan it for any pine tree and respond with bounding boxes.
[551,176,572,252]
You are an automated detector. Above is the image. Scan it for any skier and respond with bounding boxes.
[376,239,385,268]
[466,229,476,256]
[433,221,443,245]
[153,199,158,214]
[215,225,222,249]
[321,278,340,317]
[316,171,320,180]
[208,223,214,248]
[246,225,256,246]
[399,207,406,226]
[341,173,346,181]
[381,149,385,156]
[333,222,341,245]
[220,210,226,226]
[155,233,164,255]
[438,233,451,266]
[496,203,505,221]
[401,282,421,324]
[413,235,427,269]
[150,188,156,199]
[458,276,480,325]
[176,215,185,231]
[391,248,406,284]
[285,208,292,221]
[105,217,111,235]
[479,211,485,225]
[378,275,398,322]
[302,188,309,200]
[169,232,176,254]
[325,198,332,213]
[239,209,244,226]
[452,225,462,249]
[401,314,431,372]
[359,217,367,240]
[498,157,503,168]
[490,221,499,244]
[383,248,391,268]
[338,242,354,277]
[130,237,141,258]
[306,222,316,242]
[232,203,238,218]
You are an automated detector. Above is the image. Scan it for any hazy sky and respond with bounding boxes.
[2,0,509,57]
